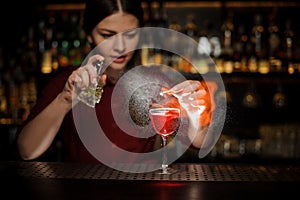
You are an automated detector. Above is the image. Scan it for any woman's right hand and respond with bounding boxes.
[16,56,107,160]
[61,55,107,106]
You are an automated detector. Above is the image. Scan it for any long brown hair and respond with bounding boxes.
[82,0,144,35]
[82,0,144,69]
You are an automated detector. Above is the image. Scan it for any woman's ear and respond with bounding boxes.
[86,35,93,44]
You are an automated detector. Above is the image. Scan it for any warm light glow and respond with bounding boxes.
[151,182,186,187]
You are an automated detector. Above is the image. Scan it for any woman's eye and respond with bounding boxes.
[101,33,114,39]
[124,31,138,39]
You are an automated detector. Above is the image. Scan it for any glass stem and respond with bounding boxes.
[162,136,168,174]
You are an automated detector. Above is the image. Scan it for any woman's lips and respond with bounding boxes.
[113,55,126,63]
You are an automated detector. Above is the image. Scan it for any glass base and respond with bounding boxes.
[157,166,178,175]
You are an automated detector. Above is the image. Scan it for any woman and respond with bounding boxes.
[16,0,216,163]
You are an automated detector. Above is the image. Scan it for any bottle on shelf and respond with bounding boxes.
[0,76,8,118]
[249,14,266,73]
[68,12,84,67]
[282,18,295,74]
[167,16,182,70]
[272,82,288,109]
[267,8,281,73]
[251,14,266,58]
[220,11,234,58]
[168,16,182,33]
[183,14,198,41]
[145,0,167,28]
[196,19,215,74]
[175,14,199,73]
[39,18,53,74]
[24,26,38,74]
[8,80,19,123]
[232,24,250,73]
[19,82,31,121]
[220,11,235,73]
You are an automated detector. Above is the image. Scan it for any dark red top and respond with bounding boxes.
[16,65,201,164]
[17,66,157,163]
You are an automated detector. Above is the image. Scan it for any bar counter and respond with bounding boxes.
[1,161,299,199]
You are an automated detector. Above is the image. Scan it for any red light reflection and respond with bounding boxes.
[151,182,186,187]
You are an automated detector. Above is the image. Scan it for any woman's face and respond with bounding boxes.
[88,12,140,72]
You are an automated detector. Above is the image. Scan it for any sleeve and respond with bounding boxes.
[15,67,76,136]
[199,80,218,128]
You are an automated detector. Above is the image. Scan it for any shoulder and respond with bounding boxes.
[56,66,78,80]
[37,66,79,102]
[48,66,78,88]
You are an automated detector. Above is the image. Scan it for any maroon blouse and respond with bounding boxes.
[17,66,156,163]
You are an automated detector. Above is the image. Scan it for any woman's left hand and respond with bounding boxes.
[169,80,217,128]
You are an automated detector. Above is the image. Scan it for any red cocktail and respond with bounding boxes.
[149,107,180,174]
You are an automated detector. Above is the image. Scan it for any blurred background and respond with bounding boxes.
[0,0,299,163]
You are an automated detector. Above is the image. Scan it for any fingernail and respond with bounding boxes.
[75,77,82,82]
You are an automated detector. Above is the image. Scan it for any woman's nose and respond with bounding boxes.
[113,34,126,54]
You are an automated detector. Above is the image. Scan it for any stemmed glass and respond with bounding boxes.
[149,107,180,174]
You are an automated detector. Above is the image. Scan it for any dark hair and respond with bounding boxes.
[82,0,144,35]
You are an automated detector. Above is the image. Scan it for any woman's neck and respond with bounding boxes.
[105,67,124,84]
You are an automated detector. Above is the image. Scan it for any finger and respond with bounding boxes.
[76,67,90,89]
[88,55,106,75]
[172,80,201,94]
[188,90,207,100]
[99,73,107,85]
[84,64,98,85]
[69,70,83,89]
[191,99,206,106]
[65,72,77,93]
[87,55,105,65]
[203,81,218,93]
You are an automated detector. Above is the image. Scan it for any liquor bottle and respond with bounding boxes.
[19,82,30,121]
[283,19,294,61]
[183,14,198,41]
[50,39,59,72]
[8,80,19,122]
[232,24,249,72]
[167,16,182,70]
[39,19,52,74]
[168,16,182,32]
[26,26,38,73]
[56,12,70,68]
[220,12,235,73]
[282,19,295,74]
[267,9,281,73]
[68,12,83,67]
[27,77,37,109]
[145,0,167,28]
[220,11,234,59]
[0,77,8,118]
[196,20,217,74]
[267,9,280,59]
[251,14,265,58]
[181,14,198,73]
[249,14,266,73]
